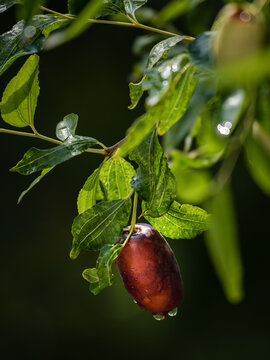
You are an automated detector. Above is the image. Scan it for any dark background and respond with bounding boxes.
[1,1,270,359]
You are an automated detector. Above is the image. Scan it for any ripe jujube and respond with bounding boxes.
[116,223,183,319]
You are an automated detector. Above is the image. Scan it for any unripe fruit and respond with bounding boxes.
[212,3,264,64]
[116,223,183,319]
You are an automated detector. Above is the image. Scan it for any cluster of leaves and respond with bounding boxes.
[1,0,270,304]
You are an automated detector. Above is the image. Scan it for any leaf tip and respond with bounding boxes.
[70,247,79,260]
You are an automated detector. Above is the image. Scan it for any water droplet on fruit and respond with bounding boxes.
[153,314,166,321]
[168,307,178,317]
[133,299,137,304]
[142,297,151,305]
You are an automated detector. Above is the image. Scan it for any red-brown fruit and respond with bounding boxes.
[116,223,183,318]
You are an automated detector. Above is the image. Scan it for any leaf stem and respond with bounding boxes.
[123,192,138,247]
[0,128,106,155]
[39,5,194,40]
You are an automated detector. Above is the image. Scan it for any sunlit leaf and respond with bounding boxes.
[130,130,176,217]
[56,113,78,141]
[128,77,145,110]
[143,200,211,239]
[205,186,244,303]
[70,198,131,258]
[99,157,135,200]
[116,112,157,158]
[128,36,186,109]
[0,15,69,75]
[77,168,101,214]
[157,64,198,135]
[0,54,39,128]
[82,243,123,294]
[17,167,54,204]
[10,135,98,175]
[170,149,223,169]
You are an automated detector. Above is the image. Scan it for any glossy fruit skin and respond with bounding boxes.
[116,223,183,317]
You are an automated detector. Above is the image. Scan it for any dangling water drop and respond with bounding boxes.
[153,314,166,321]
[133,299,137,304]
[168,307,178,317]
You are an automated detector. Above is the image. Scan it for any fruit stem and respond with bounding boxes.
[123,192,138,247]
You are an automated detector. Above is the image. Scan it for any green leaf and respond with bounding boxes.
[128,77,145,110]
[147,35,186,70]
[120,64,198,157]
[130,130,176,217]
[82,243,123,294]
[245,126,270,196]
[77,168,101,214]
[170,149,223,169]
[70,198,131,258]
[0,15,69,76]
[205,186,244,303]
[0,0,20,13]
[97,0,125,17]
[0,55,39,128]
[172,166,211,204]
[10,135,98,175]
[56,113,78,141]
[46,0,104,48]
[144,53,190,107]
[17,167,54,204]
[143,200,211,239]
[157,64,198,135]
[99,157,136,200]
[128,37,186,109]
[123,0,147,18]
[116,112,157,158]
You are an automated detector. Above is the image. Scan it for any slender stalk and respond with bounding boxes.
[123,192,138,247]
[0,128,106,155]
[40,5,194,40]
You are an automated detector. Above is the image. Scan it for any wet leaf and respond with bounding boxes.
[205,186,244,303]
[10,135,98,175]
[0,0,20,13]
[0,15,69,76]
[157,64,198,135]
[123,0,147,18]
[56,113,78,141]
[128,36,186,109]
[70,198,131,258]
[143,200,211,239]
[82,243,123,294]
[17,167,54,204]
[130,130,176,217]
[0,55,39,127]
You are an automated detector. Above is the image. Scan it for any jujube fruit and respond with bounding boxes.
[116,223,183,319]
